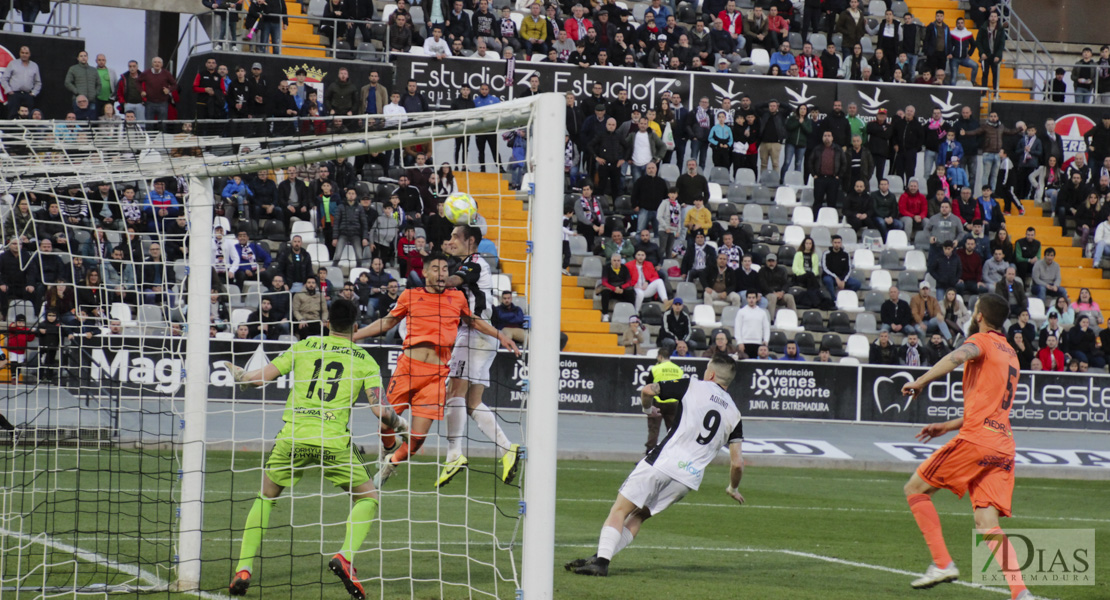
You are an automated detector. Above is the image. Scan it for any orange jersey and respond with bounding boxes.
[956,331,1019,455]
[389,287,472,363]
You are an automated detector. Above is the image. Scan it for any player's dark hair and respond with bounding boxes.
[329,299,358,334]
[708,353,737,388]
[455,224,483,249]
[974,293,1009,331]
[426,252,450,266]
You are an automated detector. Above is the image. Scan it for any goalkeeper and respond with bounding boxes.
[225,298,408,600]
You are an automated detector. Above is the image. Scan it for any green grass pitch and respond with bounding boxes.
[2,448,1107,599]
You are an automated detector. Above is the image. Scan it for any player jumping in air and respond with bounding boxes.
[900,293,1034,600]
[354,253,520,487]
[436,224,523,488]
[224,299,408,600]
[566,354,745,577]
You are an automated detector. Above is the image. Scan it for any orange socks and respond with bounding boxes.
[907,494,953,568]
[380,427,396,450]
[984,527,1028,599]
[390,435,426,464]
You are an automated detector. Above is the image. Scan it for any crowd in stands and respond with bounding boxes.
[6,0,1110,375]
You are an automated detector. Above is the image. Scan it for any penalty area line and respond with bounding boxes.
[0,526,225,600]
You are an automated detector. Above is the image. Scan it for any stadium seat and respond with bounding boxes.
[675,282,698,304]
[837,227,859,250]
[821,333,847,356]
[886,175,904,194]
[750,48,770,67]
[846,334,870,360]
[853,248,876,273]
[349,267,369,283]
[836,290,863,313]
[791,206,814,226]
[380,3,396,21]
[708,182,725,206]
[677,2,697,24]
[754,187,775,205]
[230,308,252,330]
[777,244,796,265]
[110,303,135,325]
[795,332,818,355]
[687,328,707,350]
[492,274,512,295]
[640,302,664,326]
[727,182,750,203]
[1028,297,1047,322]
[864,290,886,312]
[769,331,788,352]
[839,356,860,365]
[810,226,832,248]
[570,236,590,256]
[913,230,931,250]
[751,244,771,265]
[904,250,927,273]
[693,304,720,327]
[720,305,739,328]
[869,269,893,292]
[290,220,316,242]
[860,36,874,54]
[886,229,912,251]
[808,33,827,49]
[612,302,636,325]
[828,311,854,334]
[802,310,826,332]
[306,243,331,267]
[659,163,680,181]
[783,170,807,188]
[855,312,878,334]
[735,168,756,185]
[718,203,739,221]
[773,309,803,333]
[709,167,731,185]
[866,0,885,15]
[774,186,798,207]
[816,207,840,228]
[782,225,805,248]
[759,170,779,188]
[215,331,234,340]
[225,283,243,308]
[580,256,603,278]
[877,248,902,271]
[769,205,791,225]
[897,271,921,292]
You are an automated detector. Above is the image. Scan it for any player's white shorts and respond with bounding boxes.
[618,461,691,515]
[448,324,497,387]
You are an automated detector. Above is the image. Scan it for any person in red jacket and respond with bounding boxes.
[1037,334,1066,371]
[116,60,147,121]
[898,179,928,234]
[627,250,669,311]
[5,314,35,381]
[795,41,823,78]
[599,252,636,322]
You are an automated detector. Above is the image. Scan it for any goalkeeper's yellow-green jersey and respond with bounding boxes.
[270,335,382,450]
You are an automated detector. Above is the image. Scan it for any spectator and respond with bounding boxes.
[633,229,663,267]
[233,230,272,290]
[684,197,712,239]
[603,230,635,262]
[788,237,821,308]
[683,98,713,169]
[1065,315,1103,368]
[64,51,101,110]
[1073,47,1098,104]
[900,332,933,367]
[625,116,666,184]
[1030,248,1064,301]
[843,180,874,232]
[621,315,650,355]
[925,201,962,251]
[1,46,41,119]
[292,275,328,339]
[779,340,805,361]
[1038,334,1066,372]
[939,287,970,338]
[521,2,548,54]
[910,281,953,344]
[598,251,635,321]
[701,253,740,306]
[631,161,668,233]
[248,298,288,341]
[880,286,917,336]
[1008,309,1037,350]
[680,230,715,282]
[808,131,844,211]
[211,225,239,287]
[893,106,924,181]
[757,253,796,320]
[491,290,527,344]
[898,179,928,233]
[956,237,987,295]
[734,291,769,357]
[628,249,668,311]
[574,183,605,251]
[1071,287,1103,326]
[868,178,902,240]
[1091,211,1110,268]
[994,266,1028,317]
[332,187,369,261]
[659,297,691,343]
[869,330,900,365]
[703,331,741,359]
[590,118,627,197]
[820,235,860,300]
[781,104,811,184]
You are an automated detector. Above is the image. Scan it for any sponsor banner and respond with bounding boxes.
[992,101,1098,168]
[860,365,1110,432]
[835,80,981,123]
[875,442,1110,469]
[740,438,853,459]
[175,52,395,121]
[738,361,857,420]
[0,32,86,119]
[691,71,836,112]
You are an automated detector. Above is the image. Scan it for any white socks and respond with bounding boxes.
[616,527,635,555]
[597,526,622,561]
[444,396,467,462]
[471,402,512,457]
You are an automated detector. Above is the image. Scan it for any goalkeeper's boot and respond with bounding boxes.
[328,554,366,600]
[220,361,251,391]
[573,559,609,577]
[435,456,468,489]
[499,444,523,485]
[564,554,597,571]
[374,454,398,489]
[228,570,251,596]
[910,562,959,589]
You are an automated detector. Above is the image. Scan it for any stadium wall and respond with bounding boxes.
[0,31,86,119]
[73,337,1110,432]
[1011,0,1106,44]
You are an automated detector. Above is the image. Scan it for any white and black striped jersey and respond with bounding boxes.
[452,253,495,322]
[645,378,743,490]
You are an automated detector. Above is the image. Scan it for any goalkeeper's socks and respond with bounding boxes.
[596,526,622,562]
[471,403,512,457]
[983,527,1029,599]
[235,495,276,573]
[907,494,952,568]
[444,396,468,462]
[339,498,380,563]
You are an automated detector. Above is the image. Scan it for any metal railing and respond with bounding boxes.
[0,0,81,37]
[170,7,392,74]
[999,0,1060,101]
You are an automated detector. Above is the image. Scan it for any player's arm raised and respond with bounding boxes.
[461,314,521,356]
[902,342,978,442]
[353,315,401,341]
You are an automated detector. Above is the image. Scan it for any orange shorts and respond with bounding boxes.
[387,354,449,421]
[917,438,1015,517]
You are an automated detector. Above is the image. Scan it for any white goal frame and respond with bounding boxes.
[166,94,566,600]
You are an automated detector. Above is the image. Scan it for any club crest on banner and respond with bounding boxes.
[1056,113,1094,168]
[282,64,327,100]
[0,44,13,104]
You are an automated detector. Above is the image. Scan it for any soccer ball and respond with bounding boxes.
[444,192,478,225]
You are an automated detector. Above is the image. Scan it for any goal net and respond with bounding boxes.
[0,93,564,599]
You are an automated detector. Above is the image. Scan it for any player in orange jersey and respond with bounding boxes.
[355,254,519,487]
[900,293,1034,600]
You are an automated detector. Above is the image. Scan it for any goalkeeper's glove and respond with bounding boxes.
[221,361,251,392]
[393,416,411,446]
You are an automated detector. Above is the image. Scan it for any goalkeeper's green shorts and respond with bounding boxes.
[265,438,372,489]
